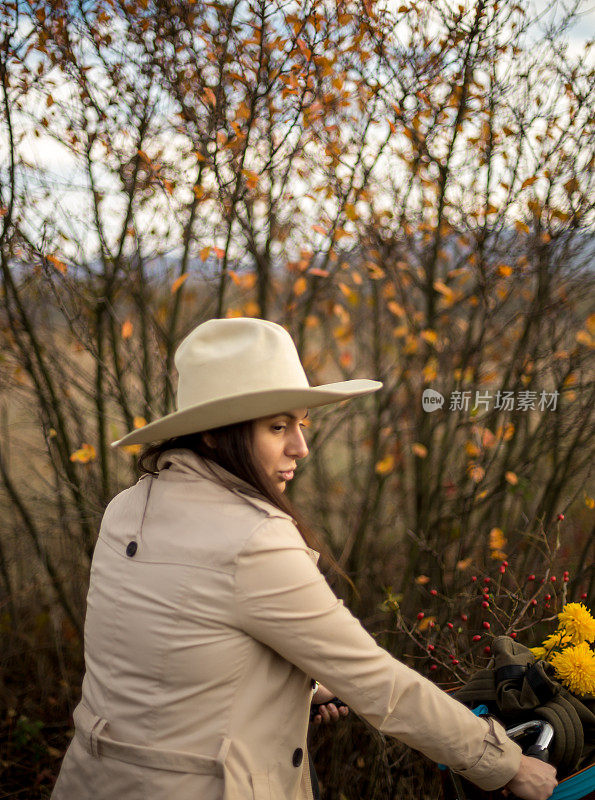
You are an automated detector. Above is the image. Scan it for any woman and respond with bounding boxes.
[52,317,557,800]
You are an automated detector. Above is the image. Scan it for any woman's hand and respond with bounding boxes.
[311,683,349,725]
[503,755,558,800]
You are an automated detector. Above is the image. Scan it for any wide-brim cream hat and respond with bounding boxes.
[112,317,382,447]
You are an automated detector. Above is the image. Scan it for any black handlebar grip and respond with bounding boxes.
[524,744,549,762]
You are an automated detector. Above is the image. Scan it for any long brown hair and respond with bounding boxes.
[138,420,352,587]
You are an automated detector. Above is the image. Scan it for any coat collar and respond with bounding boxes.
[155,449,294,520]
[154,449,320,564]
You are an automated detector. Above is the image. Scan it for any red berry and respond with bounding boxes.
[550,576,556,582]
[482,601,489,609]
[447,622,454,629]
[460,614,468,622]
[557,513,564,521]
[528,574,535,581]
[502,561,509,567]
[430,664,437,671]
[428,644,435,651]
[452,659,460,665]
[417,612,425,620]
[510,632,517,639]
[541,578,546,583]
[484,646,491,654]
[581,593,587,599]
[471,576,477,582]
[545,603,550,609]
[430,589,438,596]
[545,594,551,601]
[473,635,481,641]
[429,620,435,627]
[484,577,491,584]
[499,565,506,574]
[483,621,490,629]
[563,571,569,577]
[563,576,569,582]
[530,599,538,606]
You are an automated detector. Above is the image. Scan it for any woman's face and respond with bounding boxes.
[251,408,309,492]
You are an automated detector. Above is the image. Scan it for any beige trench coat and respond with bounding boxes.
[52,450,521,800]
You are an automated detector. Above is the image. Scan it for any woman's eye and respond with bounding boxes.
[272,425,286,432]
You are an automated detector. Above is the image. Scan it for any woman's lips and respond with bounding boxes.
[279,470,294,481]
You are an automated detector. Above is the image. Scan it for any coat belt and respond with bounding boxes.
[74,703,229,776]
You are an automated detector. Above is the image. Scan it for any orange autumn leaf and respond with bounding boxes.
[122,444,142,455]
[489,527,507,551]
[418,616,436,632]
[423,359,437,382]
[411,443,428,458]
[293,277,307,296]
[47,254,67,273]
[468,464,485,483]
[200,246,211,261]
[203,87,216,106]
[420,329,437,345]
[515,220,530,234]
[521,176,538,189]
[213,246,225,259]
[415,575,430,584]
[243,300,260,317]
[482,429,496,448]
[171,273,189,294]
[70,443,96,463]
[505,471,518,485]
[344,202,358,221]
[242,169,259,189]
[433,279,454,298]
[133,416,146,429]
[456,558,472,571]
[239,273,257,290]
[121,319,133,339]
[387,301,406,317]
[375,454,395,475]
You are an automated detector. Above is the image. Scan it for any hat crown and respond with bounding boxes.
[175,318,309,410]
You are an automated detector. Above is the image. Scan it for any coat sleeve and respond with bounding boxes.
[234,517,521,792]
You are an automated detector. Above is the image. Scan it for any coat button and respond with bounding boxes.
[126,541,138,557]
[292,748,303,767]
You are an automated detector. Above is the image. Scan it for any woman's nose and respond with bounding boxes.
[288,428,309,459]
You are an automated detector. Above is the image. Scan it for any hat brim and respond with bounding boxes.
[111,379,382,448]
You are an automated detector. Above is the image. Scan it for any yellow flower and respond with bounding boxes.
[541,630,573,658]
[557,603,595,645]
[550,642,595,696]
[530,647,547,660]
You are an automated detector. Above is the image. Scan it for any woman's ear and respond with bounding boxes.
[202,432,216,449]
